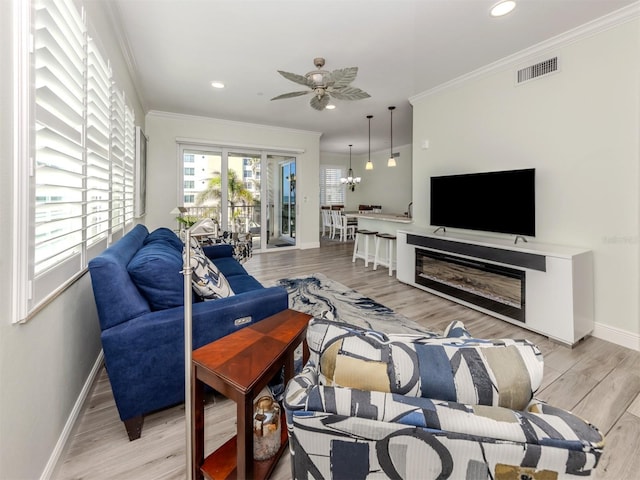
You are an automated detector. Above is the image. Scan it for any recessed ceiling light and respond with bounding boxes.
[490,0,516,17]
[211,81,225,89]
[326,104,336,110]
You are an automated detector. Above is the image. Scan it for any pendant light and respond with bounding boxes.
[387,106,396,167]
[365,115,373,170]
[340,144,361,191]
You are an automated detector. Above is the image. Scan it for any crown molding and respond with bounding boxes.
[410,1,640,105]
[147,110,323,138]
[99,0,149,114]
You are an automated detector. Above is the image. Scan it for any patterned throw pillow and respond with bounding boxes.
[183,238,234,299]
[308,319,543,411]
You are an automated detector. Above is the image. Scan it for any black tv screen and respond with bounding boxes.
[430,168,535,237]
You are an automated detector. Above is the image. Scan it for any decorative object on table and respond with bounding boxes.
[340,144,361,192]
[270,57,370,111]
[252,394,282,461]
[387,106,397,167]
[365,114,374,170]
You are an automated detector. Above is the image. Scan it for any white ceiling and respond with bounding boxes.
[111,0,637,154]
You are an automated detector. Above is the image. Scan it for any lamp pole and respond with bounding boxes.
[183,229,194,480]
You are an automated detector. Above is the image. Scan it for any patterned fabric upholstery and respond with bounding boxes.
[308,320,543,410]
[183,238,234,299]
[285,319,604,479]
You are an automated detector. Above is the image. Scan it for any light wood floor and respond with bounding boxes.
[55,238,640,479]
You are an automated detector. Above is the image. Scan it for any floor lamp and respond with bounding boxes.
[183,229,194,480]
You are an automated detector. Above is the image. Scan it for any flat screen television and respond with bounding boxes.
[430,168,535,237]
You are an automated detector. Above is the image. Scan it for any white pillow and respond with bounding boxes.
[183,238,234,299]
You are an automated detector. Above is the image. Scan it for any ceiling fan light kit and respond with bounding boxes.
[271,57,371,111]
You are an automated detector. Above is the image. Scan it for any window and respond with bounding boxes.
[184,194,195,204]
[12,0,137,323]
[320,165,346,205]
[184,180,195,189]
[184,154,195,163]
[184,167,195,176]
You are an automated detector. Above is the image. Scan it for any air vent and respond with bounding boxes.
[517,57,558,84]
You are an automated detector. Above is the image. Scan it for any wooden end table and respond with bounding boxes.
[191,309,312,480]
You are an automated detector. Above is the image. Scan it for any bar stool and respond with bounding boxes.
[352,229,378,267]
[374,233,397,276]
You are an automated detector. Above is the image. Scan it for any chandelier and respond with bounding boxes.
[340,144,361,192]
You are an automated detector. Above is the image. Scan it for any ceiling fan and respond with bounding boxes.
[271,57,370,111]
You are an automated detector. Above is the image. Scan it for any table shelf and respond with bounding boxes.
[201,422,289,480]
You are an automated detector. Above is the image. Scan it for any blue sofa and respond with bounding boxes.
[88,224,289,440]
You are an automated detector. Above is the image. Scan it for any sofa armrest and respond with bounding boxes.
[284,365,604,452]
[100,285,288,421]
[202,243,234,259]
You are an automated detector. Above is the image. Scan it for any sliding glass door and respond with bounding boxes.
[180,145,296,251]
[265,155,296,249]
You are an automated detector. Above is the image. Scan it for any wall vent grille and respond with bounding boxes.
[517,57,558,84]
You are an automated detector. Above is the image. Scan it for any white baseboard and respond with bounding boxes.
[40,350,104,480]
[592,322,640,352]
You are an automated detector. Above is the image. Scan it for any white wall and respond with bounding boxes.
[410,17,640,346]
[320,144,413,214]
[145,111,322,249]
[0,2,145,478]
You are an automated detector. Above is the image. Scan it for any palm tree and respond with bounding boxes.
[197,169,254,228]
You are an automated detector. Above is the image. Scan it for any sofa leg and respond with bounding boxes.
[124,415,144,441]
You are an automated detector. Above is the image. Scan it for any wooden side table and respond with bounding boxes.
[191,309,312,480]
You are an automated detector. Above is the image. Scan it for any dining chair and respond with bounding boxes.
[321,208,333,237]
[331,210,355,242]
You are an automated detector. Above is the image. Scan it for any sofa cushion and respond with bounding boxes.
[185,239,234,299]
[308,319,543,410]
[211,256,248,277]
[144,227,183,251]
[226,274,263,294]
[127,242,184,310]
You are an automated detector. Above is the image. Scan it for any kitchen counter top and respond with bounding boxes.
[345,212,413,224]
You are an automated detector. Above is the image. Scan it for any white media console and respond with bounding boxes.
[396,228,594,346]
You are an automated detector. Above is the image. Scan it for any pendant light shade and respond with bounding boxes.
[365,115,373,170]
[340,144,361,192]
[387,106,396,167]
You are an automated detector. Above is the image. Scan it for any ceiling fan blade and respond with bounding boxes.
[329,67,358,88]
[270,91,310,101]
[277,70,313,87]
[329,86,371,101]
[310,94,330,111]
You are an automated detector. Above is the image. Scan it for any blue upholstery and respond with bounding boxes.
[211,256,250,277]
[88,224,289,439]
[127,241,184,310]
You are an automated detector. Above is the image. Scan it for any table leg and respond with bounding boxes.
[237,394,254,479]
[192,373,205,480]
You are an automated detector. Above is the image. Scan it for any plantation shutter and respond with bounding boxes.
[17,0,139,322]
[124,104,135,225]
[110,87,126,233]
[86,37,111,251]
[33,0,86,302]
[320,165,346,205]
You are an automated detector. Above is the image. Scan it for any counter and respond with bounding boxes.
[345,212,413,275]
[345,212,413,224]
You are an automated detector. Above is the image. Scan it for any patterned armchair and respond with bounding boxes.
[284,319,604,479]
